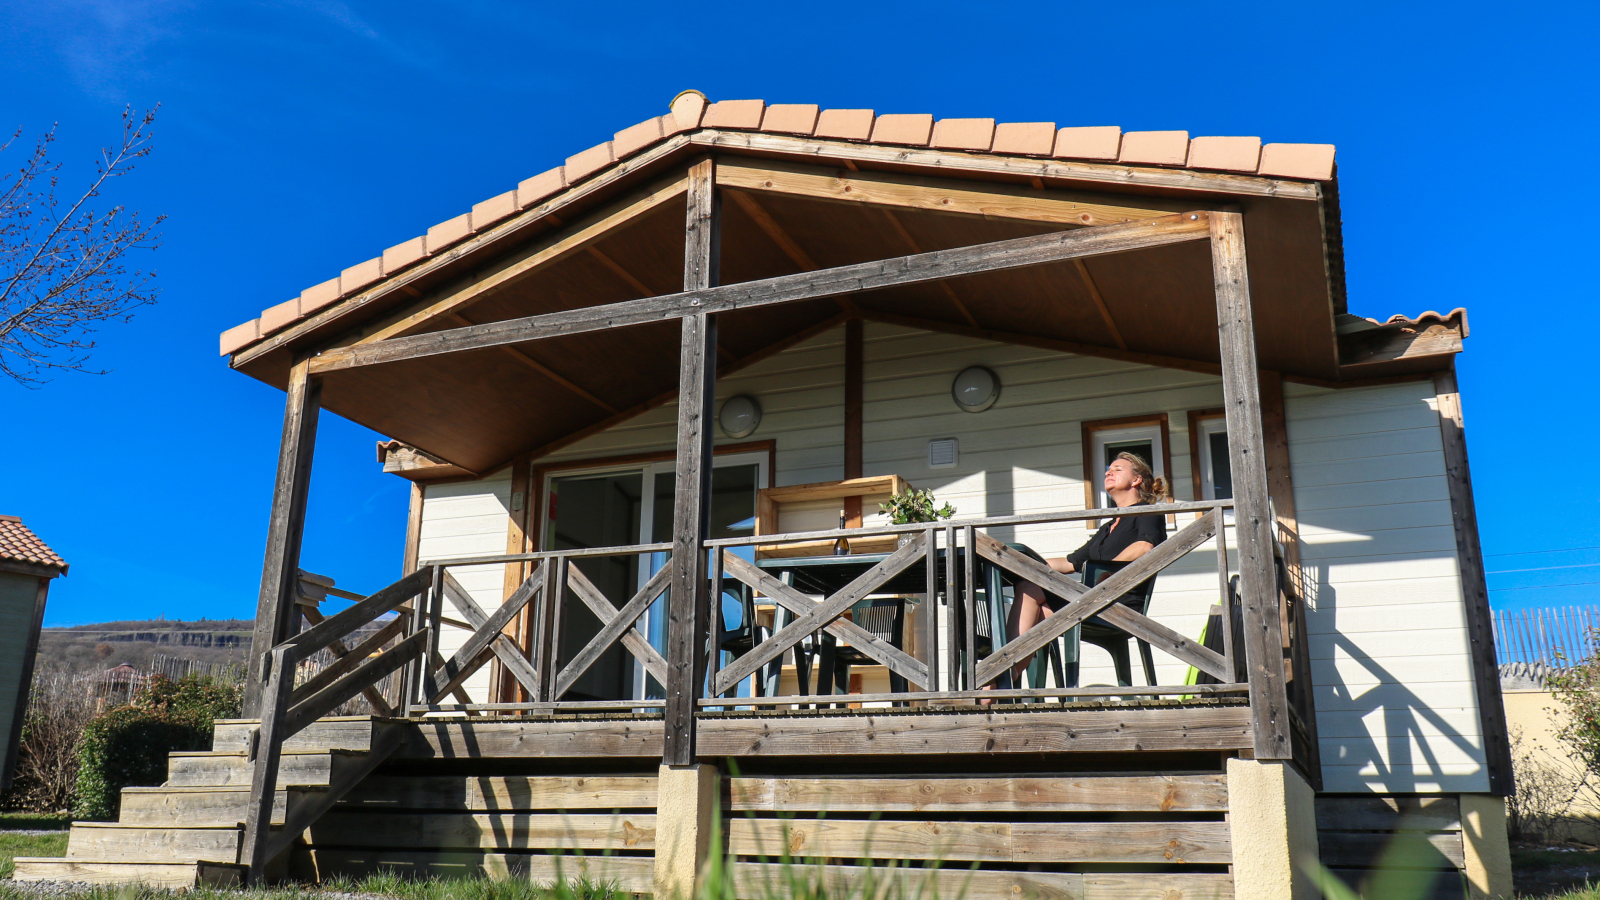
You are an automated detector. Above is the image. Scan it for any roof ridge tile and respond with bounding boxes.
[871,113,934,147]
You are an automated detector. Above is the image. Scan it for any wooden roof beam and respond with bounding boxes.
[727,189,859,318]
[341,174,689,349]
[878,208,978,327]
[309,212,1211,375]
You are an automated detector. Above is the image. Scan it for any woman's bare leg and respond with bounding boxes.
[982,581,1050,704]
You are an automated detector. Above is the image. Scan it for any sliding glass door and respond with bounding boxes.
[545,452,765,702]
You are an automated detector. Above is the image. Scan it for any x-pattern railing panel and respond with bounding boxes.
[557,563,672,699]
[973,509,1231,685]
[426,568,544,703]
[714,531,928,696]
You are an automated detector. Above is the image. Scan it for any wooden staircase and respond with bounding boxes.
[12,716,399,888]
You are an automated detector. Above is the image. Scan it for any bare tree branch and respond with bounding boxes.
[0,106,165,386]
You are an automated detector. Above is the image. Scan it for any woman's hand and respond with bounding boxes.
[1113,540,1154,562]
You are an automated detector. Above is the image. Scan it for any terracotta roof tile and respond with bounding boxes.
[219,319,260,356]
[669,91,707,131]
[992,122,1056,156]
[931,118,995,152]
[614,117,666,158]
[702,99,765,130]
[383,236,428,272]
[1119,131,1190,166]
[340,257,384,295]
[1259,143,1336,181]
[1054,126,1121,160]
[871,113,934,147]
[761,104,820,136]
[220,92,1342,357]
[0,515,68,574]
[1186,136,1261,173]
[427,212,473,250]
[299,276,343,315]
[1367,308,1469,337]
[564,141,615,183]
[518,168,566,209]
[472,190,519,229]
[815,109,875,141]
[260,297,301,333]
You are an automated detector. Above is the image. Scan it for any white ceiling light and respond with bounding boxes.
[718,394,762,438]
[951,366,1000,413]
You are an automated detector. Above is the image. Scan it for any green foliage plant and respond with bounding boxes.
[70,673,242,821]
[879,489,955,526]
[1550,651,1600,778]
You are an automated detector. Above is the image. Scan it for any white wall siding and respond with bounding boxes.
[1286,380,1487,793]
[416,474,513,704]
[444,322,1486,795]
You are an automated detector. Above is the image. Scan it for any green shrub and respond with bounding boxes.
[70,673,242,821]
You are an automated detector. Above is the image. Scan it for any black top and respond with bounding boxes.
[1066,503,1167,570]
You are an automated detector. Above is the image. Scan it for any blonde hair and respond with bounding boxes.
[1114,451,1172,505]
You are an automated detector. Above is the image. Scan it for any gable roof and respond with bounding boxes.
[219,91,1336,357]
[0,515,68,577]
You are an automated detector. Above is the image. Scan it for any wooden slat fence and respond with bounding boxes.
[1493,606,1600,667]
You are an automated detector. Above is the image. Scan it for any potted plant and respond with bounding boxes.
[880,489,956,545]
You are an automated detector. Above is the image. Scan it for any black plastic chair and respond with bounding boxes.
[816,598,908,703]
[716,576,823,700]
[1065,560,1159,687]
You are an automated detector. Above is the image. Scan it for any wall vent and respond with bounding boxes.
[928,438,959,469]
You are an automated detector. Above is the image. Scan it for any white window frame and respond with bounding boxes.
[1195,416,1231,501]
[1088,424,1168,511]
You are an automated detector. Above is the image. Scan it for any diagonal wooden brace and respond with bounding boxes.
[557,563,673,699]
[719,554,929,693]
[715,532,927,693]
[427,568,544,700]
[975,509,1221,685]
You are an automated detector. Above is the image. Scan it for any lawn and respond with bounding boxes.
[0,832,68,881]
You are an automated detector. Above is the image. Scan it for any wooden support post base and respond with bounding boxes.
[653,764,717,900]
[1226,758,1320,900]
[1460,794,1513,900]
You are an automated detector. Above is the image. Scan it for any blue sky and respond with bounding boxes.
[1,1,1594,625]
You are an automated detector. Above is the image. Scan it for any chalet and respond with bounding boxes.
[0,515,65,791]
[18,93,1510,900]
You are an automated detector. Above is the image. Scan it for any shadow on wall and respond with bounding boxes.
[1302,555,1487,792]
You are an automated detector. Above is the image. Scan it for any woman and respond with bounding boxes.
[997,452,1170,691]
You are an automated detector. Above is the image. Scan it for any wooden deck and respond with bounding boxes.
[399,700,1254,759]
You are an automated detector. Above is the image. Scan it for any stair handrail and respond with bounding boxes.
[238,564,438,883]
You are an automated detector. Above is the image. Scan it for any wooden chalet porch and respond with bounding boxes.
[28,100,1451,896]
[220,147,1322,891]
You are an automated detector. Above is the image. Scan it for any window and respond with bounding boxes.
[1081,415,1171,520]
[1187,409,1232,501]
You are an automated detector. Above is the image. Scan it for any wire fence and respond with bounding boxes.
[1493,606,1600,668]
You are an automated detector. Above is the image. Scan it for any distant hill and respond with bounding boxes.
[40,618,254,674]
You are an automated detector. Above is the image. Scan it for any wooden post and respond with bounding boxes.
[843,318,864,527]
[244,358,321,718]
[1209,212,1292,760]
[1434,368,1513,794]
[663,158,720,766]
[240,646,292,883]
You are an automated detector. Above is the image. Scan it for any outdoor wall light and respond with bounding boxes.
[951,366,1000,413]
[719,394,762,438]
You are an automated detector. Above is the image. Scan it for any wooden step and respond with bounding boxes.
[119,784,326,827]
[165,748,365,787]
[211,716,387,754]
[11,858,242,888]
[65,822,242,863]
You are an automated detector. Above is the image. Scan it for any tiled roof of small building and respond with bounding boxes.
[0,515,68,574]
[220,91,1338,357]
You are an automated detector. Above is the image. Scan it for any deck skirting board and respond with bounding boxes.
[399,707,1254,759]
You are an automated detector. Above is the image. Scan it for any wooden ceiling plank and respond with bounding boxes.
[514,310,855,470]
[446,313,618,414]
[344,174,688,349]
[860,310,1222,377]
[727,189,859,318]
[695,130,1322,201]
[310,213,1211,375]
[1073,259,1127,350]
[586,246,660,296]
[718,159,1175,228]
[880,208,979,327]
